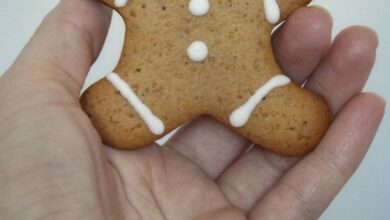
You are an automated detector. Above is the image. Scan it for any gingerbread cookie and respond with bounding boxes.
[81,0,331,155]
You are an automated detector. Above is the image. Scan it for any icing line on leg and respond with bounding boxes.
[229,74,291,127]
[106,73,165,135]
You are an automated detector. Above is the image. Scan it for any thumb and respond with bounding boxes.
[3,0,111,99]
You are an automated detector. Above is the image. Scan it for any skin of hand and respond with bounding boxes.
[0,0,385,219]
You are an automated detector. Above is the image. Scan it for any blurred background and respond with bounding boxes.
[0,0,389,219]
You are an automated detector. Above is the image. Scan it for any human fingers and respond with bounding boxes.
[305,26,378,114]
[249,93,385,220]
[217,25,378,211]
[2,0,111,99]
[272,6,332,84]
[164,116,251,179]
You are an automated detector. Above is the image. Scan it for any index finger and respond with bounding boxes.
[272,6,333,85]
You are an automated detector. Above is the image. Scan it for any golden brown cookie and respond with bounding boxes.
[81,0,331,155]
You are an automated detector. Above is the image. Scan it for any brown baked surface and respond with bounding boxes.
[81,0,332,155]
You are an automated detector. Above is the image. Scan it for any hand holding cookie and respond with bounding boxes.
[82,0,331,155]
[0,0,384,219]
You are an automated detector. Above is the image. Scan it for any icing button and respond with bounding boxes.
[187,41,209,62]
[189,0,210,16]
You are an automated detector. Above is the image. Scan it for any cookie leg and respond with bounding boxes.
[80,74,161,148]
[213,82,331,156]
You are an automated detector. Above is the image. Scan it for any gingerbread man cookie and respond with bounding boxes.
[81,0,331,155]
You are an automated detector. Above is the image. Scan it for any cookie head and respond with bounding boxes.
[81,0,331,155]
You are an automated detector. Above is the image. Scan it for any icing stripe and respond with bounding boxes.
[229,75,291,127]
[106,73,165,135]
[263,0,280,24]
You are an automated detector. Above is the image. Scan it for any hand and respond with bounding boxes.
[0,1,385,219]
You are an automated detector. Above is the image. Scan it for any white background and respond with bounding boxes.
[0,1,389,219]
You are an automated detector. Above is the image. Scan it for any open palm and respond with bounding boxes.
[0,1,385,219]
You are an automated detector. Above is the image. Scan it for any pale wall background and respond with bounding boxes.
[0,1,389,219]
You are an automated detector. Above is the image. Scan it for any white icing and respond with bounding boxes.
[106,73,165,135]
[229,75,291,127]
[189,0,210,16]
[263,0,280,24]
[187,41,209,62]
[114,0,128,8]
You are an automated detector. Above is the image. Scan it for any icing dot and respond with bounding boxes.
[187,41,209,62]
[189,0,210,16]
[263,0,280,24]
[115,0,128,8]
